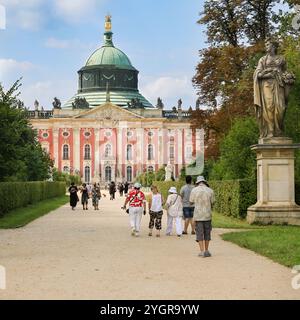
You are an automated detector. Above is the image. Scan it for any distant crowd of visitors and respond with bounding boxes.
[68,175,215,258]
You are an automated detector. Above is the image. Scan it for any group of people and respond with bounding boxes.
[122,175,215,258]
[68,182,102,211]
[106,181,130,200]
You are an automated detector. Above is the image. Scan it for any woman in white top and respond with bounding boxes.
[165,187,183,237]
[148,185,164,237]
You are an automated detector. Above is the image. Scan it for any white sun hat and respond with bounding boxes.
[168,187,177,194]
[195,176,207,184]
[134,182,142,189]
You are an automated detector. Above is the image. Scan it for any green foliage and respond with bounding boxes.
[0,80,53,181]
[135,167,165,187]
[209,179,257,219]
[0,181,66,216]
[210,117,259,180]
[52,168,81,186]
[153,181,184,201]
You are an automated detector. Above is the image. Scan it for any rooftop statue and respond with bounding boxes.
[254,38,295,139]
[52,97,62,109]
[72,97,89,109]
[178,98,182,110]
[156,97,164,109]
[34,99,39,111]
[128,98,144,109]
[196,97,200,110]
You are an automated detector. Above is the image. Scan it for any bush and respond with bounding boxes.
[52,169,81,186]
[0,181,66,216]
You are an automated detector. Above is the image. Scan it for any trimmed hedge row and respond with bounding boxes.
[0,181,66,216]
[154,180,300,220]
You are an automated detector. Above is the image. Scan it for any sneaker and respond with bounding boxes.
[135,231,140,237]
[131,228,135,236]
[203,251,212,258]
[198,251,204,257]
[148,232,152,237]
[191,231,196,235]
[182,231,188,235]
[177,235,181,237]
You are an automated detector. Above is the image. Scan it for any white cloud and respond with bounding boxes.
[0,58,34,80]
[141,76,192,101]
[1,0,44,30]
[53,0,98,23]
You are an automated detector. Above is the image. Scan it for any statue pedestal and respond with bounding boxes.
[247,138,300,225]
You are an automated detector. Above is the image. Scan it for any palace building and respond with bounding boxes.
[29,16,202,184]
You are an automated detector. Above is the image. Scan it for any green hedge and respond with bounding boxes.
[154,180,300,220]
[0,181,66,216]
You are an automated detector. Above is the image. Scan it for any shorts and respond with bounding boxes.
[183,207,194,219]
[195,220,212,241]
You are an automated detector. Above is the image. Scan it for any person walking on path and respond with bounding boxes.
[124,181,129,197]
[189,176,215,258]
[148,186,164,237]
[81,183,89,210]
[68,182,79,210]
[109,182,116,200]
[165,187,183,237]
[119,183,124,197]
[92,183,101,210]
[180,175,195,235]
[122,183,146,237]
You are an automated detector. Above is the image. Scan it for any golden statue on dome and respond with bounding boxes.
[105,15,112,32]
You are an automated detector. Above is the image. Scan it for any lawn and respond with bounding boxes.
[0,195,68,229]
[222,226,300,268]
[212,211,263,229]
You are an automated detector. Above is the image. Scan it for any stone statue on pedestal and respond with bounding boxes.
[165,164,173,181]
[52,97,62,109]
[34,100,39,111]
[254,38,295,139]
[247,37,300,226]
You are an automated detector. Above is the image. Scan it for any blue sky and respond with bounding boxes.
[0,0,206,110]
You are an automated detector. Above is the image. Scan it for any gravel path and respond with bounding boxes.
[0,194,299,300]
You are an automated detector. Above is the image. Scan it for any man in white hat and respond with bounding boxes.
[165,186,183,237]
[122,182,146,237]
[189,176,215,257]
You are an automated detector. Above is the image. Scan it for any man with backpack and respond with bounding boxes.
[122,183,146,237]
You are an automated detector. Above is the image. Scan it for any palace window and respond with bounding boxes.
[169,145,175,160]
[105,144,112,157]
[127,144,133,160]
[63,144,69,160]
[127,166,132,182]
[84,166,91,183]
[148,144,154,160]
[84,144,91,160]
[105,166,112,182]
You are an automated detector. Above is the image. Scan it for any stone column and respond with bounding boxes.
[53,128,59,168]
[94,127,100,182]
[73,128,80,175]
[247,138,300,225]
[117,126,123,182]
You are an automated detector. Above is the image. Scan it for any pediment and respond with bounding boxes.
[73,103,144,120]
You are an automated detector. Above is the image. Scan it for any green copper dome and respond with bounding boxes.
[86,46,133,68]
[85,27,134,69]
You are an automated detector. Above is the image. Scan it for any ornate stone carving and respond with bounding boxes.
[72,97,89,109]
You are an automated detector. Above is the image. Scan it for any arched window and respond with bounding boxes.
[105,144,112,157]
[169,145,175,160]
[148,144,154,160]
[84,166,90,183]
[105,166,112,182]
[127,166,132,182]
[127,144,132,160]
[84,144,91,160]
[148,166,154,173]
[63,166,69,173]
[63,144,69,160]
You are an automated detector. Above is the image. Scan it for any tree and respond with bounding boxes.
[210,117,259,180]
[0,80,53,181]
